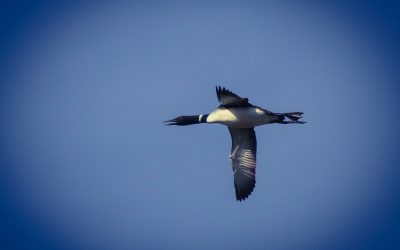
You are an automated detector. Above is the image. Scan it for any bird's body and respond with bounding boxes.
[165,86,305,201]
[206,106,280,128]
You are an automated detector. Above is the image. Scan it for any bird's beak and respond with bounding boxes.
[163,118,178,126]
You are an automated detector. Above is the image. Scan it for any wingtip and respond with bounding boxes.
[236,194,250,202]
[216,85,222,100]
[235,185,254,202]
[216,85,227,91]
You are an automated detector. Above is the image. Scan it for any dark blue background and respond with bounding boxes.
[1,1,400,249]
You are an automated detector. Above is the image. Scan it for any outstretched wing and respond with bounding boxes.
[228,127,257,201]
[216,86,250,107]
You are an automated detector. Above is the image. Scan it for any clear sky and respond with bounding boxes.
[1,1,400,249]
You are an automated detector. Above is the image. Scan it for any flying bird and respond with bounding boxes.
[165,86,305,201]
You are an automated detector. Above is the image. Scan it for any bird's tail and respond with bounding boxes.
[279,112,305,124]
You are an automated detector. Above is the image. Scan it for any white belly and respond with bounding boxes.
[206,107,276,128]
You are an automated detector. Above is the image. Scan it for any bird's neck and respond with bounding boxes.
[184,114,208,125]
[165,114,210,126]
[198,114,209,123]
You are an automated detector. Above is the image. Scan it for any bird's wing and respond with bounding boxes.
[228,127,257,201]
[216,86,250,107]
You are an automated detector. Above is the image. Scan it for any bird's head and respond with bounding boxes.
[164,115,200,126]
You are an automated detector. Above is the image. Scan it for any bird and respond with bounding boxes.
[165,86,305,201]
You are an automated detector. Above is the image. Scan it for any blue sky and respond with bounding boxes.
[1,1,400,249]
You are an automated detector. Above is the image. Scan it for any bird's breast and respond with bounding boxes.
[207,107,277,128]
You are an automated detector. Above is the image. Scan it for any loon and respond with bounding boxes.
[165,86,305,201]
